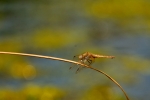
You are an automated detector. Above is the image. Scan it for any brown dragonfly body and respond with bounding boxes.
[70,52,115,73]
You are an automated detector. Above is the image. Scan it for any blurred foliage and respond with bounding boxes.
[85,0,150,19]
[81,84,124,100]
[30,29,88,50]
[0,84,65,100]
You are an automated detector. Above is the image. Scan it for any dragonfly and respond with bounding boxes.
[70,52,115,73]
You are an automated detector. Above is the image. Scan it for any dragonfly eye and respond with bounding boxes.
[79,55,83,59]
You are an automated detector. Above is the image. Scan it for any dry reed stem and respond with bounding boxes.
[0,51,129,100]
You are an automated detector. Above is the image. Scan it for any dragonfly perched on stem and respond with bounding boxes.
[70,52,115,73]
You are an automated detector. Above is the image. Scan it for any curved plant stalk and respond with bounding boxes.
[0,51,129,100]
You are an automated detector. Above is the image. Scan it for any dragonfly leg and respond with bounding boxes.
[76,67,80,73]
[69,66,73,69]
[86,57,95,66]
[75,60,84,73]
[87,59,92,65]
[76,65,83,73]
[69,55,77,69]
[76,59,93,73]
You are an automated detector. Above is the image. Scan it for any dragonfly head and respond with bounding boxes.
[78,55,83,59]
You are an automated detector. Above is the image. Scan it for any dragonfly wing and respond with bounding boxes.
[69,55,79,69]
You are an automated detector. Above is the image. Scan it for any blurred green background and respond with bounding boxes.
[0,0,150,100]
